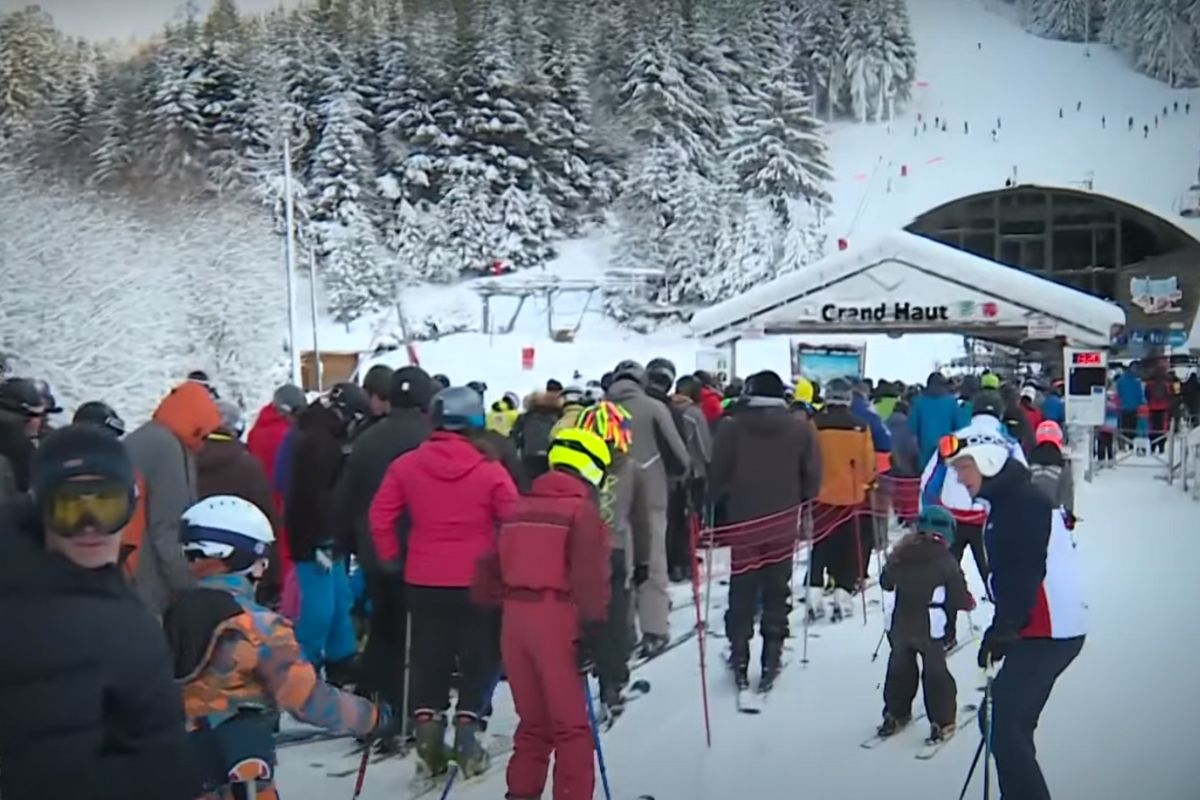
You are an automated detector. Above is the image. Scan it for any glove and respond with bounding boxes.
[632,564,649,587]
[369,703,403,741]
[977,625,1020,669]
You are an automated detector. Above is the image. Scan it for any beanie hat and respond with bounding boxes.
[32,424,135,502]
[391,366,435,410]
[980,373,1001,390]
[916,505,957,546]
[214,399,245,437]
[745,370,787,399]
[272,384,306,416]
[362,365,395,400]
[546,378,564,393]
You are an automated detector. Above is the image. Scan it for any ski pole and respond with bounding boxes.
[438,764,459,800]
[983,663,995,800]
[870,627,887,662]
[688,512,713,748]
[702,504,716,636]
[400,611,412,751]
[957,737,985,800]
[800,555,813,666]
[352,691,380,800]
[853,508,868,624]
[583,675,614,800]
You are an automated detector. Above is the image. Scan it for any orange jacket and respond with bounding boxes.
[813,405,876,507]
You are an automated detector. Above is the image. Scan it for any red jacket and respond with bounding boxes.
[246,403,294,561]
[471,470,611,623]
[1021,403,1043,431]
[369,431,518,587]
[698,386,724,425]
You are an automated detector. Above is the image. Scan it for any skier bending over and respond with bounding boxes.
[877,506,973,744]
[472,427,613,800]
[942,432,1086,800]
[165,496,397,800]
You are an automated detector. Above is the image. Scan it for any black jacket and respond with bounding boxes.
[470,428,530,495]
[0,407,33,498]
[880,534,971,642]
[285,402,350,562]
[978,460,1053,636]
[337,407,432,571]
[0,503,198,800]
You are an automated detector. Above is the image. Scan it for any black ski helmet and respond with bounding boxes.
[432,386,486,431]
[466,380,488,398]
[612,360,646,386]
[646,357,677,382]
[0,378,44,417]
[73,401,126,438]
[432,374,451,390]
[328,382,371,420]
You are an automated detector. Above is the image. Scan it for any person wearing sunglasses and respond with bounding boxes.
[0,424,199,800]
[941,430,1086,800]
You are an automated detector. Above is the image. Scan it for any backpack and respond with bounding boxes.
[119,471,148,583]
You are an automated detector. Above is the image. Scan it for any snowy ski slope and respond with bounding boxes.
[278,2,1200,797]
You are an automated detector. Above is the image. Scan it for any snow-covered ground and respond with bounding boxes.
[273,2,1200,797]
[306,0,1198,396]
[276,456,1196,800]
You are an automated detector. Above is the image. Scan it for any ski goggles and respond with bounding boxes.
[41,479,133,536]
[938,432,1006,461]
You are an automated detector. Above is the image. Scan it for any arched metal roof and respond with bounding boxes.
[908,183,1200,251]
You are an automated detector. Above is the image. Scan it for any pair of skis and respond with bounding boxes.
[860,704,979,759]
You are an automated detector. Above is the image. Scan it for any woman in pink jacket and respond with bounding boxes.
[368,386,518,780]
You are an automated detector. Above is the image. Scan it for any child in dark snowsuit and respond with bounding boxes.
[878,506,973,744]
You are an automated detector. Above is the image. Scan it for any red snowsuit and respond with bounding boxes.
[698,386,724,425]
[472,469,611,800]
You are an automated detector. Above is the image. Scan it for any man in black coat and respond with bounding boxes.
[0,377,45,503]
[338,366,435,721]
[285,382,370,683]
[0,425,198,800]
[708,370,822,691]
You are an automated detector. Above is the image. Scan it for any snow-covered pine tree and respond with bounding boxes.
[1134,0,1198,86]
[433,167,499,278]
[1101,0,1139,51]
[141,16,210,191]
[841,0,887,122]
[1029,0,1101,42]
[796,0,847,121]
[90,56,153,188]
[726,69,832,228]
[198,2,264,196]
[41,39,103,176]
[0,6,64,140]
[880,0,918,115]
[309,56,391,321]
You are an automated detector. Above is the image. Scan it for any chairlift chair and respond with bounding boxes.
[1180,185,1200,218]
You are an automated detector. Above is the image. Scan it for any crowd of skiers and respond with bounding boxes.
[0,359,1086,800]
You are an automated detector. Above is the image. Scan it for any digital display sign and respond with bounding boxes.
[1071,351,1103,366]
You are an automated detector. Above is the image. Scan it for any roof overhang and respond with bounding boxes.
[690,231,1126,347]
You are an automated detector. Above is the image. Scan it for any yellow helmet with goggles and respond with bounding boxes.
[547,427,612,488]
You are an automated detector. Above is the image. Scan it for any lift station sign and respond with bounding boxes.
[821,302,951,323]
[1064,347,1108,427]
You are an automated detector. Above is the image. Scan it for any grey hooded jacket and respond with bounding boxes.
[605,379,690,511]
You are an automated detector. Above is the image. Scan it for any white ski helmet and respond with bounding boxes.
[945,430,1011,478]
[182,495,274,574]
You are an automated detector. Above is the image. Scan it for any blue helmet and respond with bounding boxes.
[432,386,486,431]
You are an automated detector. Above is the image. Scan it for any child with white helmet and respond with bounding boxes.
[164,496,397,800]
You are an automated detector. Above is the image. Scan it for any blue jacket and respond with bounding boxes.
[910,389,960,464]
[1116,372,1145,412]
[1041,393,1065,424]
[885,411,919,476]
[851,393,891,452]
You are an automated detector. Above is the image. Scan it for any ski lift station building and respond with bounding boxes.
[692,184,1200,365]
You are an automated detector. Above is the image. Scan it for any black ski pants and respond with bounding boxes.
[666,481,705,577]
[883,633,956,726]
[1118,410,1138,444]
[947,523,987,639]
[406,584,499,718]
[808,512,859,592]
[359,571,408,711]
[1149,409,1168,453]
[725,559,792,648]
[596,550,632,696]
[1094,430,1114,461]
[980,637,1083,800]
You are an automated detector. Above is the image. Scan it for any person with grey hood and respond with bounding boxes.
[666,372,713,582]
[123,381,222,614]
[0,378,45,505]
[605,360,690,656]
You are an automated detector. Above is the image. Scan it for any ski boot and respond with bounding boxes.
[412,710,450,776]
[638,633,669,659]
[876,713,911,738]
[830,588,855,622]
[324,656,358,689]
[759,638,784,692]
[452,712,490,778]
[926,721,956,745]
[729,640,751,691]
[804,587,826,622]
